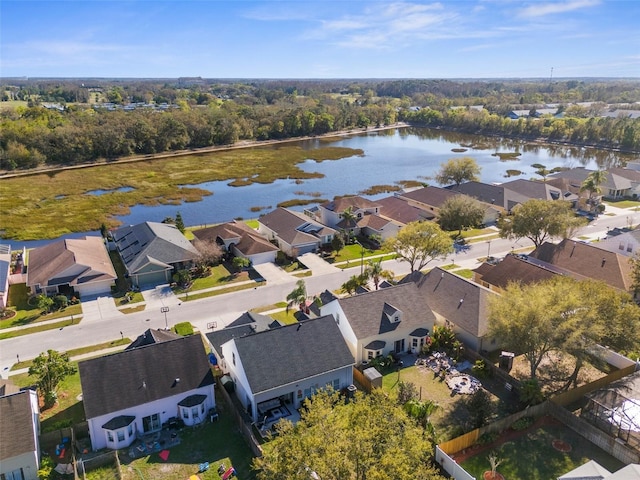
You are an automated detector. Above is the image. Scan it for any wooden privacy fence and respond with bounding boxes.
[352,367,372,393]
[76,450,121,480]
[216,376,263,457]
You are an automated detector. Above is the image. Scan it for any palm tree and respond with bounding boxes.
[580,170,607,213]
[286,279,308,314]
[364,259,394,290]
[339,206,358,242]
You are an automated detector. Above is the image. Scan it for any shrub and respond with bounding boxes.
[477,432,499,445]
[173,322,194,336]
[519,378,544,406]
[472,359,490,378]
[510,416,535,431]
[53,294,68,310]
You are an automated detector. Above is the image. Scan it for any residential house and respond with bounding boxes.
[320,282,435,364]
[26,236,116,297]
[529,239,633,293]
[112,222,198,287]
[257,208,336,257]
[549,168,637,200]
[79,334,215,451]
[375,195,436,225]
[399,184,503,224]
[473,254,559,292]
[192,221,278,265]
[0,389,40,480]
[0,244,10,308]
[402,268,499,353]
[125,328,182,350]
[314,196,392,238]
[501,179,567,203]
[446,181,528,216]
[211,315,354,423]
[599,226,640,257]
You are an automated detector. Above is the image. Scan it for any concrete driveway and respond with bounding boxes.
[81,294,121,322]
[141,284,181,309]
[298,252,340,275]
[252,262,293,285]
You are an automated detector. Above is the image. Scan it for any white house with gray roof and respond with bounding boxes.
[215,315,354,423]
[112,222,198,287]
[320,283,435,364]
[0,389,40,480]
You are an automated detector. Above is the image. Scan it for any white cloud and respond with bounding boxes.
[518,0,600,18]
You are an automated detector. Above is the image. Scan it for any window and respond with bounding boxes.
[620,242,625,250]
[107,431,114,442]
[192,407,199,419]
[183,409,189,419]
[201,403,205,414]
[412,338,418,348]
[128,424,133,436]
[628,244,633,253]
[367,350,374,360]
[333,379,340,390]
[2,469,25,480]
[117,430,125,442]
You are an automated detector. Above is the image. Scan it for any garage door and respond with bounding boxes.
[136,270,169,287]
[77,281,112,297]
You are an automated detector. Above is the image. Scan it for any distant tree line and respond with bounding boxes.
[1,78,639,170]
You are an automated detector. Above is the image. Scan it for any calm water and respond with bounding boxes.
[3,127,634,250]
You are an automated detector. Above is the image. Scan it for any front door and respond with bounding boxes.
[394,339,405,353]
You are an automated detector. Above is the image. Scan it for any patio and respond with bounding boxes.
[255,401,301,439]
[126,428,182,459]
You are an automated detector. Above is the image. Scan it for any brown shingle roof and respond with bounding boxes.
[478,254,558,289]
[376,196,435,224]
[0,390,37,461]
[259,208,333,246]
[27,236,116,289]
[398,186,459,209]
[194,221,278,256]
[80,334,214,420]
[322,196,380,213]
[529,239,632,292]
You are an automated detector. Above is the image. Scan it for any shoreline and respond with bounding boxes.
[0,123,409,180]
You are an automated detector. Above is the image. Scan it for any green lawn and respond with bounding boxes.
[1,283,82,330]
[120,393,257,480]
[604,199,640,209]
[460,422,625,480]
[175,264,251,293]
[181,282,261,301]
[269,309,300,325]
[0,317,81,340]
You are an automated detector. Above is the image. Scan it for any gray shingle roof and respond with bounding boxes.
[125,328,182,350]
[336,283,435,339]
[229,315,354,395]
[259,208,332,246]
[206,312,281,358]
[376,195,435,224]
[405,268,496,337]
[113,222,198,274]
[80,334,214,420]
[0,390,37,461]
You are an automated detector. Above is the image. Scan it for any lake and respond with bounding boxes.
[3,127,633,250]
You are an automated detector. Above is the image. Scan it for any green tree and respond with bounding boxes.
[175,211,185,233]
[497,199,586,248]
[630,252,640,300]
[434,157,481,187]
[437,195,485,236]
[465,389,494,429]
[286,279,309,313]
[580,170,607,212]
[364,259,393,290]
[53,294,68,310]
[383,221,453,272]
[331,234,345,256]
[232,256,251,271]
[35,294,53,313]
[172,269,192,287]
[28,350,76,408]
[341,275,367,296]
[253,389,444,480]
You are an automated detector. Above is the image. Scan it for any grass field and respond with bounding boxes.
[119,392,257,480]
[460,420,625,480]
[0,145,362,241]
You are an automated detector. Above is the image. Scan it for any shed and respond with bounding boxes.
[363,367,383,390]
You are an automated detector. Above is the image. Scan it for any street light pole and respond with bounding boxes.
[161,306,170,330]
[355,240,364,276]
[487,240,491,260]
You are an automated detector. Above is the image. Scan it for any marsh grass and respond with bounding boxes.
[0,146,362,240]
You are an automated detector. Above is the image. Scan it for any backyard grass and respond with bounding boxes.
[0,145,363,241]
[460,421,625,480]
[382,364,508,442]
[119,394,257,480]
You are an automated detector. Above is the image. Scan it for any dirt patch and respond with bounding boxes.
[483,472,505,480]
[552,439,572,452]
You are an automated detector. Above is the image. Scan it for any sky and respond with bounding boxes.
[1,0,639,79]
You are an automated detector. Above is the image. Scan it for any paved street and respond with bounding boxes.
[1,204,638,375]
